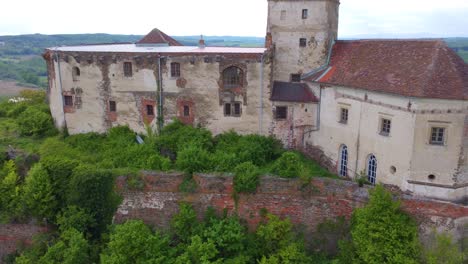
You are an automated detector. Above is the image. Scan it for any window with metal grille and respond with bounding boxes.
[302,9,308,19]
[146,105,154,116]
[223,66,243,88]
[109,101,116,112]
[430,127,445,145]
[123,62,132,77]
[64,95,73,106]
[299,38,307,47]
[183,105,190,117]
[171,62,181,77]
[339,145,348,177]
[380,118,391,135]
[275,106,287,119]
[367,154,377,185]
[340,108,348,124]
[291,74,301,82]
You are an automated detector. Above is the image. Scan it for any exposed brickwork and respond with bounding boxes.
[176,98,195,125]
[0,224,49,261]
[141,98,156,124]
[115,172,468,245]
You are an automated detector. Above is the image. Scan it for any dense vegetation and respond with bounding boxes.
[0,91,464,263]
[0,34,466,89]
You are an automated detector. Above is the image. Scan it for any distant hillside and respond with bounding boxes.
[0,34,466,89]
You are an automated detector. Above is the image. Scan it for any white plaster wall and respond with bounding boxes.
[49,60,65,129]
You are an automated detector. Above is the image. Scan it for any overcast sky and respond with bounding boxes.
[1,0,467,38]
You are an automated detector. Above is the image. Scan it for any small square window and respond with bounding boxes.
[291,74,301,82]
[183,105,190,117]
[146,105,154,116]
[302,9,308,19]
[430,127,445,145]
[380,118,391,136]
[339,108,348,124]
[224,103,231,116]
[299,38,307,47]
[109,101,116,112]
[64,95,73,106]
[224,102,242,117]
[233,103,241,116]
[124,62,133,77]
[280,10,286,21]
[276,106,287,119]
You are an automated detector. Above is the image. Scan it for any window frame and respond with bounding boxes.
[171,62,181,78]
[430,127,445,145]
[123,62,133,77]
[222,66,243,88]
[224,102,242,117]
[183,105,190,117]
[380,118,391,136]
[339,145,348,177]
[302,9,308,19]
[275,106,288,120]
[290,74,301,82]
[64,95,73,106]
[109,100,117,112]
[339,108,348,124]
[367,154,377,185]
[146,104,154,116]
[299,38,307,47]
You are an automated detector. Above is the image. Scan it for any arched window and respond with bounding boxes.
[339,145,348,177]
[72,67,80,81]
[223,66,243,88]
[367,154,377,185]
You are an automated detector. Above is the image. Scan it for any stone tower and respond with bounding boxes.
[266,0,340,82]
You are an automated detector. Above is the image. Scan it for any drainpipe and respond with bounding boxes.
[54,48,67,131]
[259,53,265,134]
[157,55,164,133]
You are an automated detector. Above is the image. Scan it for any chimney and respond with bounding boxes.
[265,32,272,50]
[198,35,205,49]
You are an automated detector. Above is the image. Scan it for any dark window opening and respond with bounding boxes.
[302,9,308,19]
[430,127,445,145]
[72,67,80,81]
[124,62,133,77]
[224,103,231,116]
[234,103,241,116]
[224,102,242,117]
[171,62,181,77]
[299,38,307,47]
[223,66,243,88]
[428,174,436,181]
[146,105,154,116]
[340,108,348,124]
[276,106,287,119]
[64,95,73,106]
[109,101,116,112]
[380,118,391,135]
[183,105,190,117]
[291,74,301,82]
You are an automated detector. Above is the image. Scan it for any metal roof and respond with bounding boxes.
[271,81,318,103]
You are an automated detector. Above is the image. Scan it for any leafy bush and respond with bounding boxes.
[16,106,57,137]
[19,90,46,104]
[56,206,96,235]
[271,151,303,178]
[23,163,57,221]
[0,160,23,221]
[38,228,90,264]
[202,217,246,257]
[233,162,260,193]
[423,231,465,264]
[171,203,200,242]
[176,144,212,174]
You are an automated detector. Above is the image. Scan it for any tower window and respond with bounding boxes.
[302,9,308,19]
[64,95,73,106]
[183,105,190,117]
[380,118,391,136]
[171,62,181,77]
[72,67,80,81]
[291,74,301,82]
[299,38,307,47]
[123,62,133,77]
[275,106,287,119]
[146,105,154,116]
[223,66,243,88]
[109,101,116,112]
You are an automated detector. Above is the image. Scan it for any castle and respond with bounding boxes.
[43,0,468,203]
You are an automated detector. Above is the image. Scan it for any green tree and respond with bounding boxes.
[339,185,420,264]
[202,217,246,258]
[23,163,57,221]
[423,231,465,264]
[38,228,90,264]
[0,160,23,221]
[271,151,303,178]
[175,235,222,264]
[56,205,96,234]
[16,106,57,137]
[171,203,200,242]
[233,162,260,193]
[176,144,212,174]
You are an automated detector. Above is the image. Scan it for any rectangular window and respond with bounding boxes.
[224,103,231,116]
[233,102,241,116]
[64,95,73,106]
[275,106,287,119]
[123,62,132,77]
[339,108,348,124]
[291,74,301,82]
[299,38,307,47]
[109,101,116,112]
[430,127,445,145]
[280,10,286,20]
[146,105,154,116]
[302,9,308,19]
[183,105,190,117]
[171,62,181,77]
[380,118,391,136]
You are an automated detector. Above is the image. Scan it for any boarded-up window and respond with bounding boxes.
[124,62,133,77]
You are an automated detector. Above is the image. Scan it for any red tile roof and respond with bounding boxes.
[308,40,468,100]
[271,81,318,102]
[137,28,183,46]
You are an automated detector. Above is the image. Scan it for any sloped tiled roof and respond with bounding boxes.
[271,81,318,102]
[307,40,468,100]
[137,28,183,46]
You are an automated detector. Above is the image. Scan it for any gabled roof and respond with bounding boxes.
[271,81,318,102]
[137,28,183,46]
[307,40,468,100]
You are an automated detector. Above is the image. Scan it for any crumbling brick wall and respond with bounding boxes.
[115,172,468,246]
[0,224,48,261]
